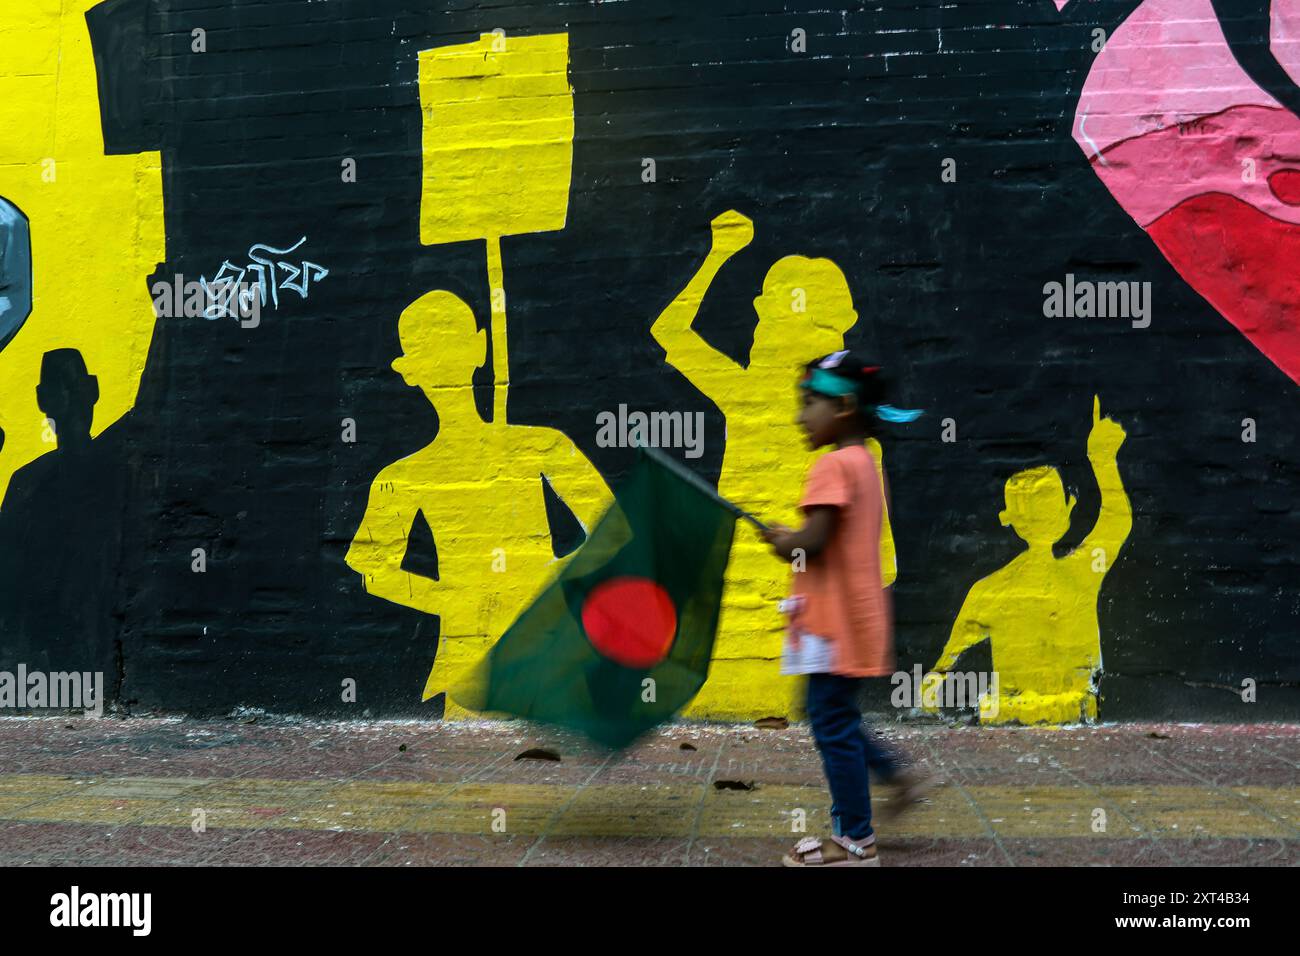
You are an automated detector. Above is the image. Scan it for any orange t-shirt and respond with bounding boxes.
[790,444,894,677]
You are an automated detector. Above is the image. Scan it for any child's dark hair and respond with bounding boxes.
[802,351,891,435]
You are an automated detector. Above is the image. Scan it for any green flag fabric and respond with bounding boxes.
[453,448,738,748]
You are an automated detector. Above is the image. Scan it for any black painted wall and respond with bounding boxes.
[0,0,1296,721]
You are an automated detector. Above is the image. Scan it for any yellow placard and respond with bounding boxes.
[418,33,574,244]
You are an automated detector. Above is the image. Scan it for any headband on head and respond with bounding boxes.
[799,367,924,423]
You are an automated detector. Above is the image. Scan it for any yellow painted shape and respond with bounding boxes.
[418,33,573,245]
[651,210,896,719]
[81,778,209,800]
[548,783,698,837]
[0,773,87,798]
[1096,785,1293,839]
[1,774,1291,840]
[6,794,146,825]
[317,781,458,807]
[346,291,613,717]
[1232,786,1300,825]
[0,1,165,502]
[927,397,1131,725]
[186,778,326,806]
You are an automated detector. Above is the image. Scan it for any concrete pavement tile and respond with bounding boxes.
[402,783,570,835]
[87,824,240,864]
[874,785,988,838]
[0,821,121,863]
[1095,786,1293,838]
[873,837,1008,866]
[686,836,795,866]
[315,780,455,807]
[547,783,698,838]
[469,763,613,787]
[974,785,1119,839]
[1229,786,1300,828]
[590,763,718,785]
[81,777,210,800]
[205,828,393,865]
[1156,837,1299,866]
[4,795,154,827]
[405,806,554,836]
[522,836,693,866]
[1000,837,1173,866]
[697,784,838,838]
[0,820,228,865]
[0,774,90,799]
[367,832,532,866]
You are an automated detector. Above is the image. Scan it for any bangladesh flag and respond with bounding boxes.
[453,448,738,748]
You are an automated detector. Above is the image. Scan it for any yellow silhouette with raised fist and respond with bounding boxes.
[346,291,611,717]
[651,209,896,719]
[924,396,1131,724]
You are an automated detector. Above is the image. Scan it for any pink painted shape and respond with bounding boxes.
[1074,0,1284,161]
[1093,105,1300,227]
[1076,0,1300,224]
[1073,0,1300,383]
[1055,0,1071,11]
[1275,0,1300,74]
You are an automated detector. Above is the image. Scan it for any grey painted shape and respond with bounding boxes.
[0,198,33,350]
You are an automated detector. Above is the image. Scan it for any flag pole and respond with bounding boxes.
[487,235,507,424]
[639,445,770,531]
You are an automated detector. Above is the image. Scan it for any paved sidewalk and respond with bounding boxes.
[0,717,1295,866]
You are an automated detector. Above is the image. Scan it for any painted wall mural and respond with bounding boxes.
[1074,0,1300,383]
[0,0,1296,725]
[0,0,165,500]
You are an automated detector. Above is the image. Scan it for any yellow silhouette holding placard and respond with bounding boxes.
[346,293,611,716]
[651,210,897,719]
[0,2,164,503]
[924,396,1131,724]
[349,33,612,717]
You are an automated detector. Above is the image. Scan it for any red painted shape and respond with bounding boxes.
[1148,192,1300,384]
[581,576,677,668]
[1268,169,1300,207]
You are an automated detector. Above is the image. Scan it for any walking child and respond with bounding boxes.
[762,350,935,867]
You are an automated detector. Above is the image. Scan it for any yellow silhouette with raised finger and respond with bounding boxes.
[347,32,612,716]
[925,396,1131,724]
[651,210,896,719]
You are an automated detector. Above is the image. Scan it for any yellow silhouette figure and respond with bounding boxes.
[346,291,612,717]
[0,2,164,503]
[651,210,896,719]
[345,30,612,716]
[925,396,1131,724]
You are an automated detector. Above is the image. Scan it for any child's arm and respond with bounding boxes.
[762,506,839,561]
[651,210,752,385]
[1078,394,1131,564]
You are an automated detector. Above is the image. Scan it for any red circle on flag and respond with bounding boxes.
[581,576,678,668]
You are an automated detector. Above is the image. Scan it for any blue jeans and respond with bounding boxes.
[806,673,901,841]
